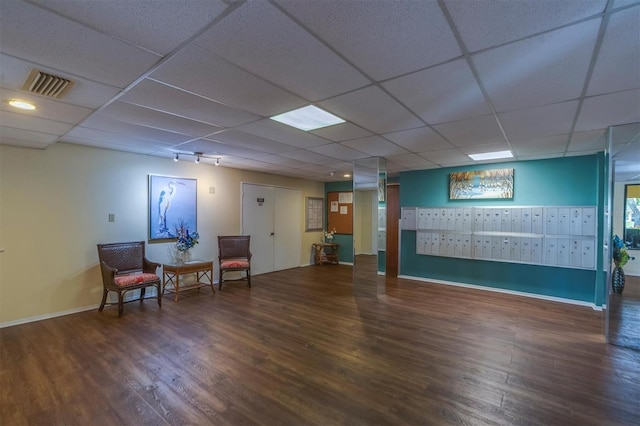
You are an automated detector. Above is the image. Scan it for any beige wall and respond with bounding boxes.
[0,143,324,325]
[354,189,374,254]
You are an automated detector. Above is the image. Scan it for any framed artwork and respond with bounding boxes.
[449,168,514,200]
[306,197,324,232]
[378,176,386,202]
[148,174,197,242]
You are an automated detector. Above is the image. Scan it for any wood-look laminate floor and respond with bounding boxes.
[1,265,639,425]
[608,275,640,350]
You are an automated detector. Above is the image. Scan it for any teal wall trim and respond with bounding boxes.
[399,154,604,305]
[325,181,354,263]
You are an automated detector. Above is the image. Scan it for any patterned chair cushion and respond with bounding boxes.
[221,260,250,269]
[114,273,159,287]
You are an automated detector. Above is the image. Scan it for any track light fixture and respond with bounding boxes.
[174,153,179,162]
[195,152,202,164]
[215,158,220,166]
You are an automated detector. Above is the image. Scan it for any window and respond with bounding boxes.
[624,184,640,249]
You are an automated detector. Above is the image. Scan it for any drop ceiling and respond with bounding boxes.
[0,0,638,181]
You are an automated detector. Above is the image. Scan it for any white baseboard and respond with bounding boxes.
[397,274,602,311]
[0,304,100,328]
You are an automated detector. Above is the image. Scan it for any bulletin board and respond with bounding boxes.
[327,191,353,234]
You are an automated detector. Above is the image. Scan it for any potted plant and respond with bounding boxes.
[612,234,635,294]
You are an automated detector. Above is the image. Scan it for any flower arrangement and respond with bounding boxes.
[324,228,337,242]
[612,234,634,268]
[175,219,199,252]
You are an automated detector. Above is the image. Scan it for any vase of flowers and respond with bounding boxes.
[175,219,199,263]
[612,234,634,294]
[324,228,336,243]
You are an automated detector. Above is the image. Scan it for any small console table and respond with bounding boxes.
[162,260,215,302]
[312,243,339,265]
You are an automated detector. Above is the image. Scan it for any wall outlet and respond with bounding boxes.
[209,186,215,194]
[108,213,115,222]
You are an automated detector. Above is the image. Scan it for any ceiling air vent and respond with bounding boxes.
[20,69,75,99]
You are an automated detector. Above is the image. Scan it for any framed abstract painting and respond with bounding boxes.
[449,168,514,200]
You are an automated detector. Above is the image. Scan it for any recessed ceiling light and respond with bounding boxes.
[8,99,36,110]
[468,150,513,161]
[343,173,351,178]
[270,105,345,131]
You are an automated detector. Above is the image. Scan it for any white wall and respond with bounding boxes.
[0,143,324,324]
[613,181,640,276]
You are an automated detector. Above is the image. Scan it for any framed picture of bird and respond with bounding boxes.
[148,174,197,242]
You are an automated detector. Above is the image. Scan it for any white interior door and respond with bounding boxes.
[274,187,301,270]
[242,184,275,276]
[242,184,301,276]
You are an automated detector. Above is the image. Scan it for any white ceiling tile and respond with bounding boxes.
[383,127,453,152]
[278,149,336,165]
[385,154,436,168]
[29,0,229,55]
[0,1,160,88]
[276,0,461,80]
[149,45,306,117]
[563,150,602,158]
[310,123,372,141]
[0,110,73,135]
[0,54,121,109]
[510,134,569,156]
[445,0,607,53]
[567,129,607,152]
[236,119,329,149]
[383,59,492,125]
[206,130,296,154]
[613,0,640,9]
[307,143,369,161]
[433,115,506,147]
[587,7,640,96]
[0,126,59,145]
[0,137,49,149]
[79,115,194,145]
[341,136,409,157]
[178,138,266,158]
[575,89,640,132]
[99,102,223,137]
[0,88,93,125]
[517,153,568,161]
[473,19,601,111]
[319,86,424,134]
[418,148,469,165]
[63,127,174,151]
[250,154,310,167]
[119,79,259,127]
[499,101,578,141]
[460,142,513,155]
[194,1,369,101]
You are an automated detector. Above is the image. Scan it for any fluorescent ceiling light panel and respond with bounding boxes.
[270,105,345,131]
[468,150,513,161]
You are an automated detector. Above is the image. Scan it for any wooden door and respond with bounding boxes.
[386,184,400,276]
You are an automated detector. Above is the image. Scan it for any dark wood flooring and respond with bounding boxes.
[1,265,639,425]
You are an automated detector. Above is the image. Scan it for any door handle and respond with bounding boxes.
[270,232,275,236]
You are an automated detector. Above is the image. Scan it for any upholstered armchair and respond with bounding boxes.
[218,235,252,290]
[96,241,162,317]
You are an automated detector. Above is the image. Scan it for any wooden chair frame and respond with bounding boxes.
[218,235,252,290]
[96,241,162,317]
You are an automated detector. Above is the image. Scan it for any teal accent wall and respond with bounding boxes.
[325,181,354,263]
[399,154,605,305]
